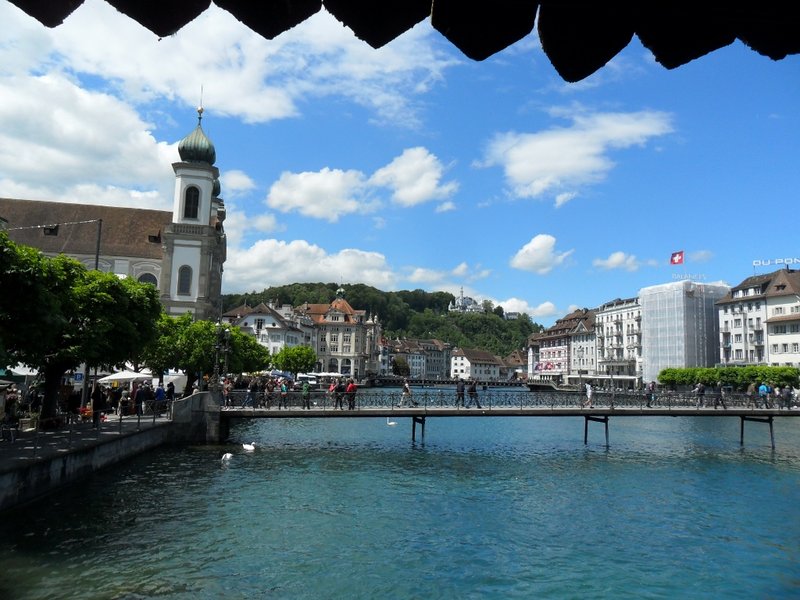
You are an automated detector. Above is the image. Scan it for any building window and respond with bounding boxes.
[183,186,200,219]
[177,266,192,295]
[137,273,157,286]
[774,306,785,316]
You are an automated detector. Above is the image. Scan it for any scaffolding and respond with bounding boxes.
[640,280,729,383]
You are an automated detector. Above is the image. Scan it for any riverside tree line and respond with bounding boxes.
[0,232,319,423]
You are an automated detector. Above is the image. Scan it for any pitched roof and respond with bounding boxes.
[452,347,503,366]
[14,2,799,83]
[0,198,170,260]
[717,268,800,304]
[296,297,366,325]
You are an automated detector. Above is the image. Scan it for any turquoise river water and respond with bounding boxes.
[1,404,799,599]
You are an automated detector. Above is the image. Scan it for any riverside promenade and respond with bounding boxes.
[0,413,174,512]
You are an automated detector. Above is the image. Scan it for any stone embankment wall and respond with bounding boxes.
[0,393,223,512]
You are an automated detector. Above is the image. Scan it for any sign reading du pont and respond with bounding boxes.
[752,257,800,267]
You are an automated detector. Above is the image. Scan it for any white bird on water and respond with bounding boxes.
[221,453,233,462]
[242,442,256,452]
[386,417,397,426]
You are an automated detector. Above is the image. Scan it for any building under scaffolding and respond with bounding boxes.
[640,280,730,383]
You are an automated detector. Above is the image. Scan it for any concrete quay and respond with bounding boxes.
[0,393,220,512]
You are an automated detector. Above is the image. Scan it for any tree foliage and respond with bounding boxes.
[0,232,162,419]
[271,346,316,378]
[391,356,410,377]
[140,315,271,394]
[657,366,800,390]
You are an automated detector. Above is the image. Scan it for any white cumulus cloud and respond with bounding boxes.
[510,234,573,274]
[370,146,458,207]
[593,251,640,272]
[479,107,673,205]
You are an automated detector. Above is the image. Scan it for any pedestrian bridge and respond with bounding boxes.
[209,389,799,448]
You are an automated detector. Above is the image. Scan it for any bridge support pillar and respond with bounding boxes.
[412,416,426,442]
[740,416,775,450]
[584,415,609,447]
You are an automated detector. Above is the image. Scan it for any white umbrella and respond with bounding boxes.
[97,370,151,383]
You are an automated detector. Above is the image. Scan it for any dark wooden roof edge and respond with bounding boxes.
[9,1,799,83]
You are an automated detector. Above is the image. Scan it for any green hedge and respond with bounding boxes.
[658,366,799,391]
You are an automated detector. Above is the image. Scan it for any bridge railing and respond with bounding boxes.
[222,389,780,410]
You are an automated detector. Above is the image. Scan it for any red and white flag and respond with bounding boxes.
[670,250,684,265]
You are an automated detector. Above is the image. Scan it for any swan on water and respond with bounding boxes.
[243,442,256,451]
[386,417,397,426]
[221,453,233,462]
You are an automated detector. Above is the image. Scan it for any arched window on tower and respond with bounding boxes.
[138,273,158,287]
[177,266,192,296]
[183,186,200,219]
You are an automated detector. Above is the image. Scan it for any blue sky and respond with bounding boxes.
[1,1,798,326]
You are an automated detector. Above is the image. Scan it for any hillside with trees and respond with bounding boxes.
[223,283,543,357]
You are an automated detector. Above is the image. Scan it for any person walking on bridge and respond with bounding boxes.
[466,379,481,409]
[694,382,705,408]
[455,379,465,407]
[335,378,346,410]
[346,378,358,410]
[582,383,594,408]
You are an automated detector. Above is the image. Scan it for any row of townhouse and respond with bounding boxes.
[527,268,800,389]
[385,339,527,382]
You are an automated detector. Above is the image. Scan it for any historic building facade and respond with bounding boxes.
[717,267,800,368]
[0,109,226,322]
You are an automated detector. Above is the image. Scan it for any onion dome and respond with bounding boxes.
[178,107,216,165]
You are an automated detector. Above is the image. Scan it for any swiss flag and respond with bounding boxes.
[670,251,684,265]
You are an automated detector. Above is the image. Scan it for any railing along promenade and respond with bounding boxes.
[220,389,799,448]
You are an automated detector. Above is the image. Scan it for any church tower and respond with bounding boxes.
[160,107,226,320]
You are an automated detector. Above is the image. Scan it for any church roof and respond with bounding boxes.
[12,2,799,83]
[0,198,171,260]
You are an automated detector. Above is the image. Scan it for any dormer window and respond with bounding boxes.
[184,186,200,219]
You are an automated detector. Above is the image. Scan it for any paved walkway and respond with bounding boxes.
[0,413,172,474]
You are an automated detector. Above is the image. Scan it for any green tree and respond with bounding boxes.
[272,346,316,379]
[392,356,410,376]
[0,233,162,420]
[174,319,271,394]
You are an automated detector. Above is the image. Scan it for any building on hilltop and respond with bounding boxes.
[716,267,800,368]
[0,109,226,322]
[639,280,729,383]
[448,287,484,314]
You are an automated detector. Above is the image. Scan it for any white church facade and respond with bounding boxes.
[0,109,226,322]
